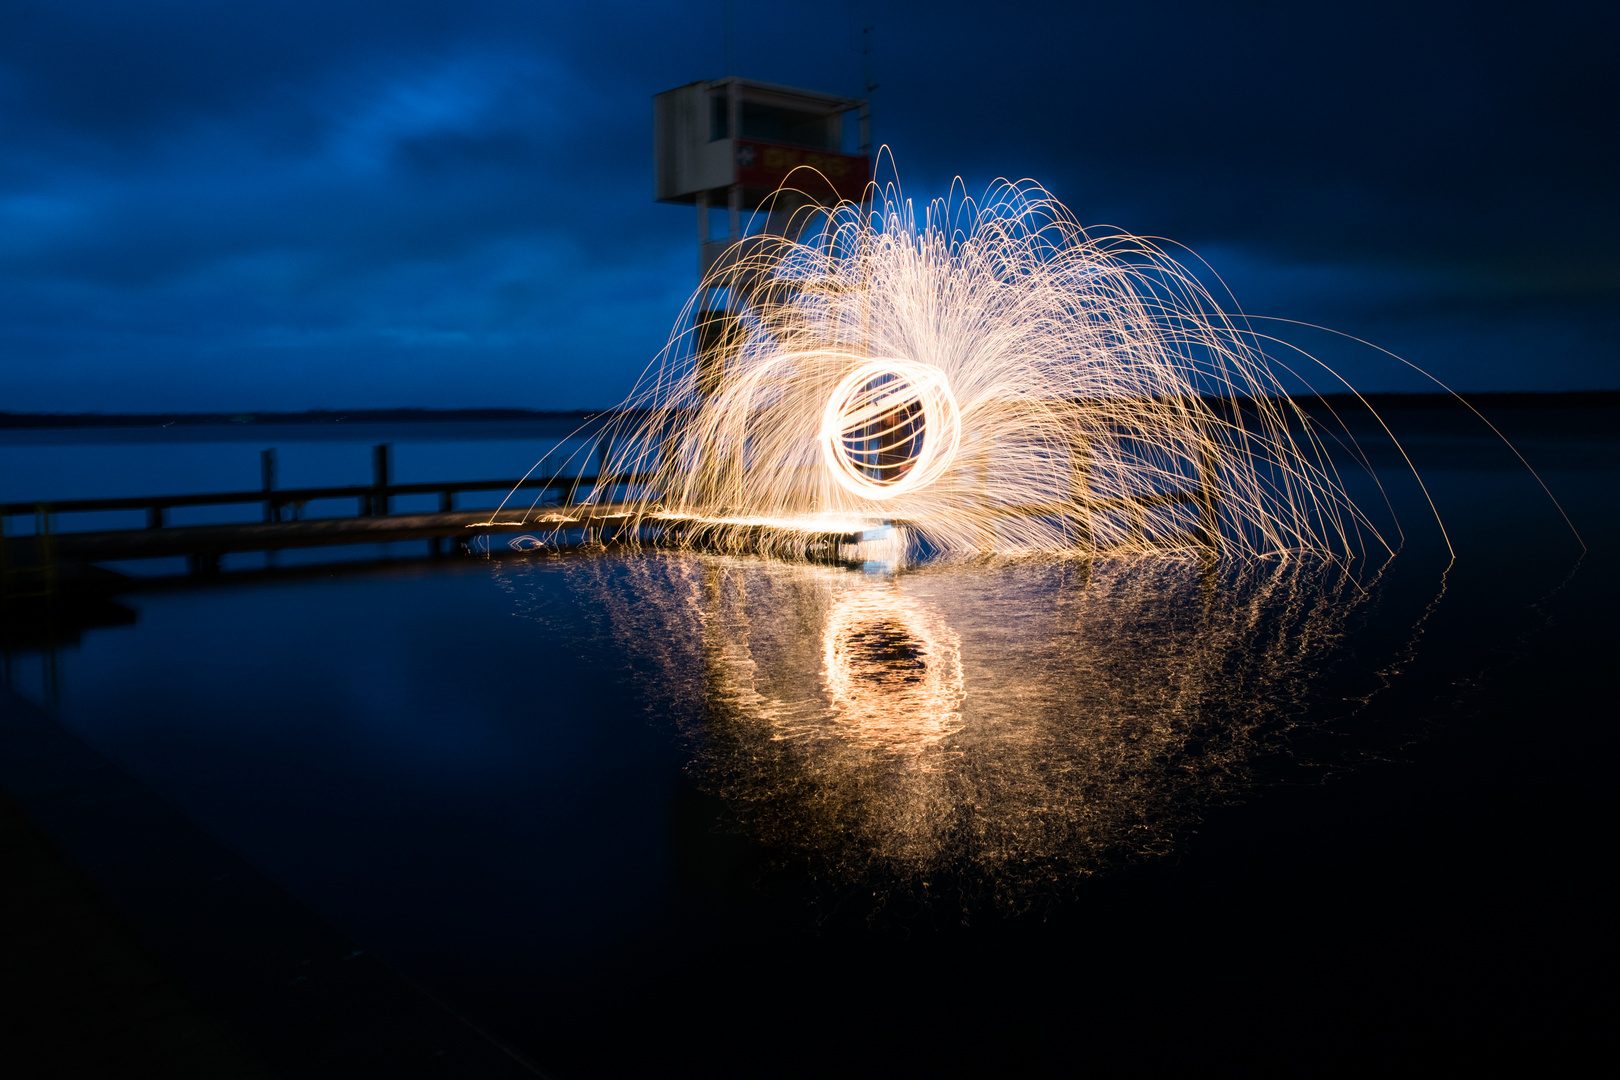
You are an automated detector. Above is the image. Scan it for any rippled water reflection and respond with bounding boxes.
[509,552,1423,896]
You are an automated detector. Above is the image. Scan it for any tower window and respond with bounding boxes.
[710,94,729,141]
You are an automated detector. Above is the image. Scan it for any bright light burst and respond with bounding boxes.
[819,358,962,501]
[590,175,1389,561]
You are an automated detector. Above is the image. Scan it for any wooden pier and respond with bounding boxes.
[10,506,612,566]
[0,442,657,595]
[0,443,911,623]
[4,432,1220,616]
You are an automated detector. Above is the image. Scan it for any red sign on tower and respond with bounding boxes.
[733,140,870,203]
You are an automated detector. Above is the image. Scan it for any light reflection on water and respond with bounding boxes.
[818,588,963,752]
[509,552,1414,895]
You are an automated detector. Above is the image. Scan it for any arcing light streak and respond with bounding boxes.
[819,359,961,500]
[587,172,1389,561]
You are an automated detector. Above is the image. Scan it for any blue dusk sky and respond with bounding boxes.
[1,1,1615,412]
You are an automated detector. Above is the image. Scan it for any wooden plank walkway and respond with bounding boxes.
[0,441,673,582]
[1,503,658,583]
[27,507,631,563]
[3,498,885,591]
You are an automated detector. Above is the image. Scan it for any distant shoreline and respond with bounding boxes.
[1,392,1616,430]
[0,407,598,430]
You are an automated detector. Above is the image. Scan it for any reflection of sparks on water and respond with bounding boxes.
[504,550,1437,903]
[819,588,962,753]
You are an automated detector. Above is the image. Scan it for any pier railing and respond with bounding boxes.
[3,420,1224,600]
[0,442,665,591]
[1,475,619,530]
[1,444,641,530]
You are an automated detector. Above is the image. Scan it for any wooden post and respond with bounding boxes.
[371,444,391,517]
[261,448,278,523]
[727,77,741,243]
[1069,430,1093,552]
[147,505,166,529]
[0,511,11,611]
[561,459,579,507]
[1196,436,1220,556]
[696,189,710,275]
[978,438,995,554]
[1128,501,1146,546]
[34,504,58,605]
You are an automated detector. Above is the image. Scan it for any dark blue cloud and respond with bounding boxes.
[1,0,1614,411]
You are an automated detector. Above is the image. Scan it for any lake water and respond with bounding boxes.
[1,406,1613,1072]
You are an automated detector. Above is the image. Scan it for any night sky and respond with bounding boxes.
[2,1,1615,412]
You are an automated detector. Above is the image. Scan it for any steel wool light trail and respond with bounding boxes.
[583,173,1393,562]
[819,358,961,500]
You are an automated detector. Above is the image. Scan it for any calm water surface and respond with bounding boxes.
[3,410,1613,1072]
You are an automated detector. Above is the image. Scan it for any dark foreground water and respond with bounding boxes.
[3,406,1614,1072]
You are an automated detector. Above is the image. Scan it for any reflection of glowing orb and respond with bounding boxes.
[822,589,963,752]
[819,359,961,500]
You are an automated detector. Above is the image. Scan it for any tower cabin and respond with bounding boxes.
[655,78,870,396]
[655,77,870,280]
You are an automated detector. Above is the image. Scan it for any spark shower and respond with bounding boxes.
[576,176,1399,563]
[486,169,1577,894]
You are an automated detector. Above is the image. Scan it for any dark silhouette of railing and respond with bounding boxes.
[1,444,656,583]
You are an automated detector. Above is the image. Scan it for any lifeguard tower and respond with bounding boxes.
[655,77,870,278]
[655,78,870,392]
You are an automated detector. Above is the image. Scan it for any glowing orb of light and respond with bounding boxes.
[819,359,962,500]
